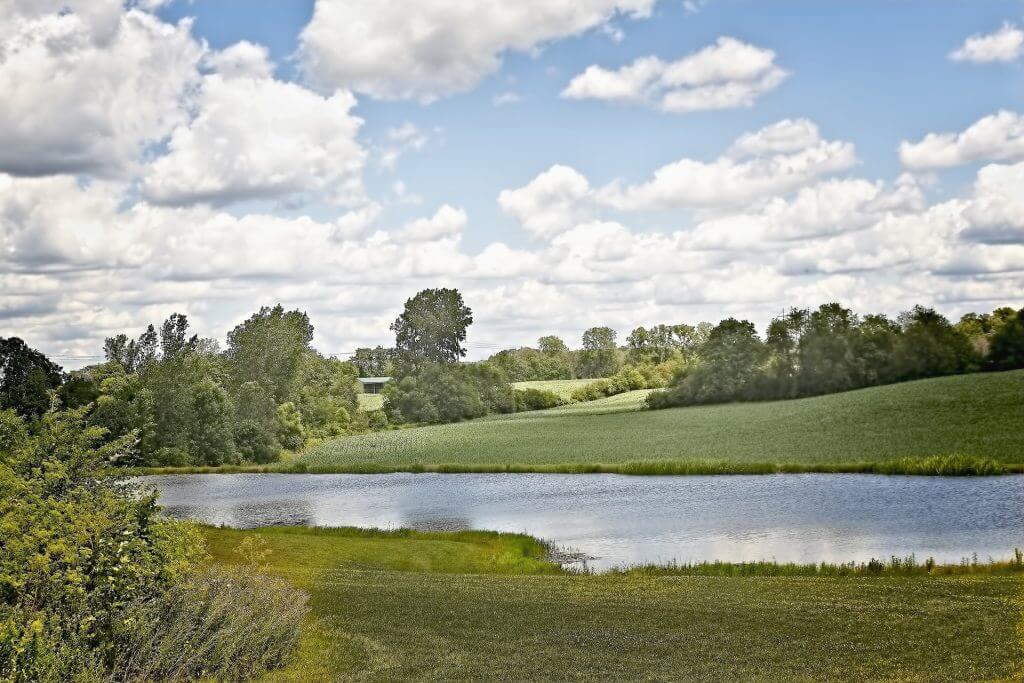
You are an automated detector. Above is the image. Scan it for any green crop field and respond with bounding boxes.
[301,370,1024,474]
[512,378,604,400]
[204,526,1024,681]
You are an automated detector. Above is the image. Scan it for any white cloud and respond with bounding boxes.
[0,7,202,177]
[598,119,856,210]
[204,40,274,79]
[378,123,430,170]
[498,165,592,238]
[950,22,1024,63]
[727,118,823,157]
[142,60,366,206]
[960,161,1024,244]
[900,110,1024,170]
[562,37,787,112]
[298,0,655,101]
[402,204,468,242]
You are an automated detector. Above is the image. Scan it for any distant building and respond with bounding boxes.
[358,377,391,394]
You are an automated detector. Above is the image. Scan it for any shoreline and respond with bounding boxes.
[122,454,1024,477]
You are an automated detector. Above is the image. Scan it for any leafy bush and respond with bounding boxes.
[513,388,564,412]
[0,408,307,681]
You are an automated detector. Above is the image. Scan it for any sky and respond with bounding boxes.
[2,0,1024,367]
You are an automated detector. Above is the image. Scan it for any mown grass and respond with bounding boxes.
[296,370,1024,474]
[203,526,1024,681]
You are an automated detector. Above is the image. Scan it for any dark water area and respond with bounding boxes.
[140,473,1024,571]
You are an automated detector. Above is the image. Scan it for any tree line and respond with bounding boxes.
[3,292,1022,448]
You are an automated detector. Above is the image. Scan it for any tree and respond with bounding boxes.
[227,305,314,402]
[654,319,767,406]
[160,312,198,360]
[578,326,620,378]
[894,306,977,380]
[187,378,237,466]
[538,335,568,355]
[232,381,281,463]
[0,337,63,419]
[350,346,396,377]
[987,308,1024,371]
[797,303,858,396]
[390,288,473,365]
[103,324,158,373]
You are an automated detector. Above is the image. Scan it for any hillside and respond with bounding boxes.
[301,370,1024,473]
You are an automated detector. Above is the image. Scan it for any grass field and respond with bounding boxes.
[300,370,1024,474]
[512,378,604,401]
[204,526,1024,681]
[357,393,384,411]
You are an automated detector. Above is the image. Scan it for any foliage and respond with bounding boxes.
[625,323,708,365]
[985,307,1024,371]
[391,288,473,365]
[227,305,314,403]
[576,326,620,378]
[383,362,514,424]
[513,388,564,412]
[350,345,396,377]
[0,409,204,681]
[0,337,63,420]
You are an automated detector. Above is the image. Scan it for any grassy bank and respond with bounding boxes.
[204,526,1024,681]
[297,370,1024,473]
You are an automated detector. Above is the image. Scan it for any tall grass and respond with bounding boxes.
[113,565,308,681]
[126,453,1019,476]
[607,548,1024,578]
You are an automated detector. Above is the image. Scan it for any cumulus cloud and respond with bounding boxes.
[498,165,592,238]
[0,6,202,177]
[598,119,856,210]
[950,22,1024,63]
[960,161,1024,244]
[561,37,787,112]
[402,205,468,242]
[141,53,366,206]
[298,0,655,101]
[899,110,1024,170]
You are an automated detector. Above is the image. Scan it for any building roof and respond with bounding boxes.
[358,377,392,384]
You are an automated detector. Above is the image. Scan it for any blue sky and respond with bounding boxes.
[2,1,1023,362]
[156,0,1024,249]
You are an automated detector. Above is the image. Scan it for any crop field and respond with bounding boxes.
[204,526,1024,681]
[301,370,1024,473]
[512,378,604,401]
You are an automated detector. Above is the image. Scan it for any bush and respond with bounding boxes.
[513,388,564,412]
[383,363,515,424]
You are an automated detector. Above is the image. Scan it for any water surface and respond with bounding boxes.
[141,473,1024,571]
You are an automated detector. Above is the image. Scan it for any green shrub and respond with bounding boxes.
[513,388,564,412]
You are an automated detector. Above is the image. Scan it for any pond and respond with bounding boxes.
[140,473,1024,571]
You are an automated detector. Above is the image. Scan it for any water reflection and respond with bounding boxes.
[140,473,1024,571]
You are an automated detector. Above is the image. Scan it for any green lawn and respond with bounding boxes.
[512,378,604,401]
[205,526,1024,681]
[302,370,1024,473]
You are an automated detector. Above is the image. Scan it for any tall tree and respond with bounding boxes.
[0,337,63,419]
[227,305,314,402]
[578,326,620,377]
[390,288,473,365]
[987,308,1024,371]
